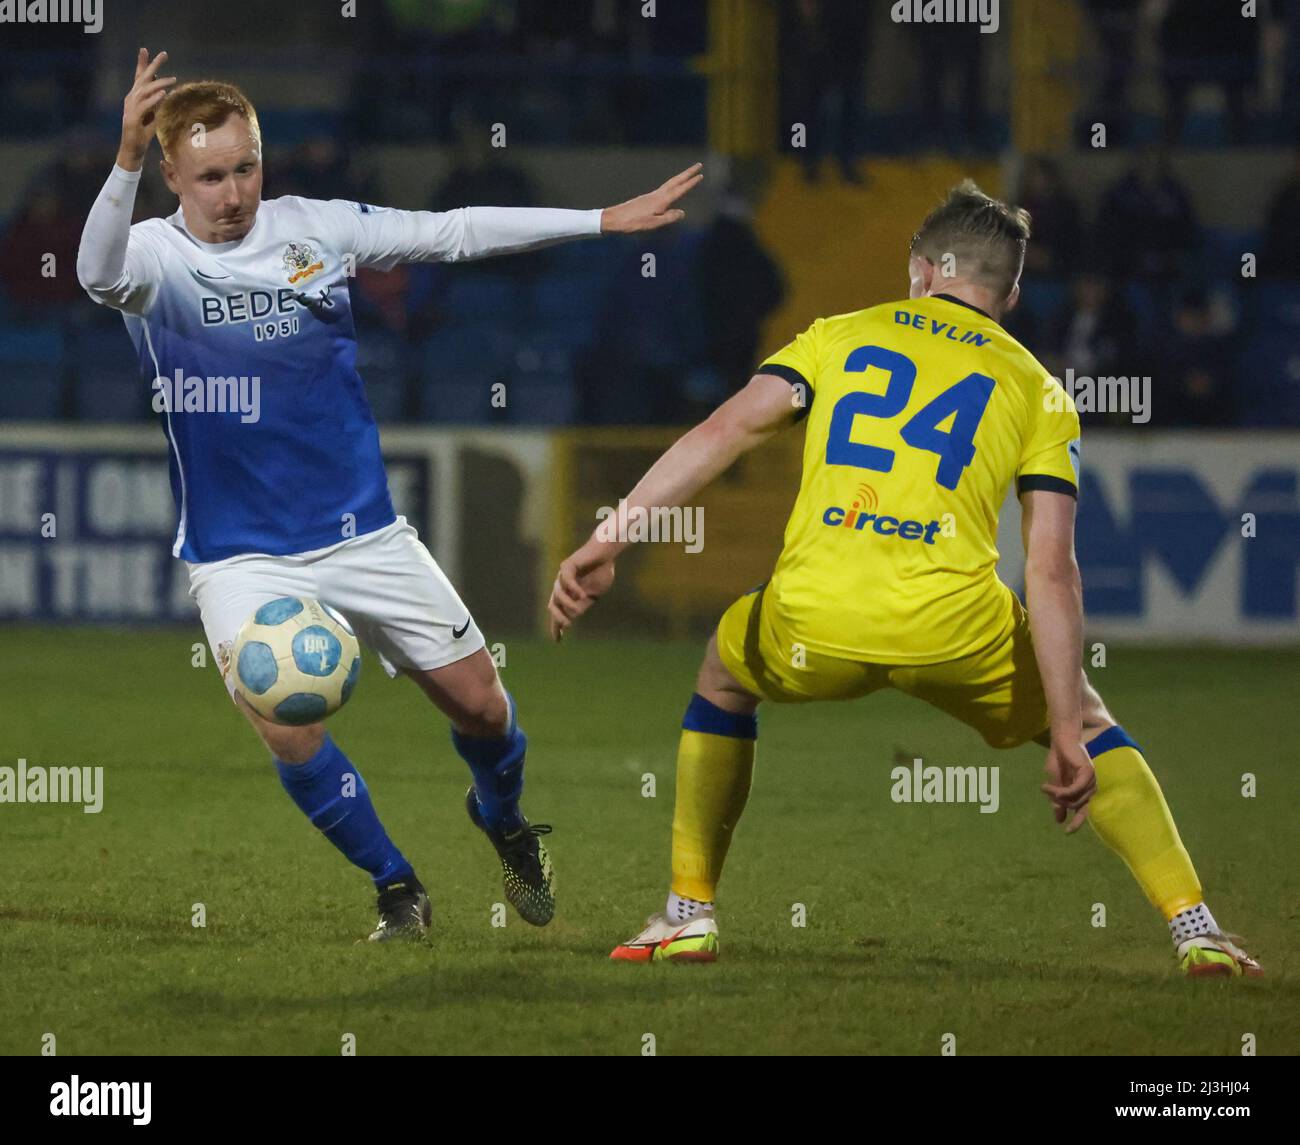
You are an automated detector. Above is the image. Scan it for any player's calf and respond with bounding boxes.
[236,694,425,941]
[1078,724,1264,979]
[408,653,535,829]
[612,669,756,965]
[406,653,556,923]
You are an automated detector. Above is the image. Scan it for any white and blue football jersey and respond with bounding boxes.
[78,166,601,562]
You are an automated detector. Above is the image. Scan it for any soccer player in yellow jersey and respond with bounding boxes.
[548,181,1262,978]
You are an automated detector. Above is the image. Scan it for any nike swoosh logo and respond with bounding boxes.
[193,268,232,281]
[659,925,691,949]
[452,617,471,639]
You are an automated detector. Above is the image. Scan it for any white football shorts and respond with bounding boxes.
[187,515,486,699]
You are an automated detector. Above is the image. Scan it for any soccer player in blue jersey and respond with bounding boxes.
[77,49,702,941]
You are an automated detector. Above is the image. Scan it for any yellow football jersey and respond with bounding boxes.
[758,293,1080,664]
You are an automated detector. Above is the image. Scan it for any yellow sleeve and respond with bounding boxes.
[1018,376,1082,497]
[758,318,824,417]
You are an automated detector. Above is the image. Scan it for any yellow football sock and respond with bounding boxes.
[670,697,757,903]
[1086,728,1202,920]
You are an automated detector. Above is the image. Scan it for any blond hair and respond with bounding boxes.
[911,179,1031,296]
[155,80,261,164]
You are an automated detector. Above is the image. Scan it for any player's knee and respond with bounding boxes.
[236,691,327,762]
[695,636,759,714]
[449,682,510,738]
[1080,674,1115,731]
[260,721,326,764]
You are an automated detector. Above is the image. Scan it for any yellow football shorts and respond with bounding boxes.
[714,582,1050,749]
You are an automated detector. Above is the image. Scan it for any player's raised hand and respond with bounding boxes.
[599,163,703,234]
[1040,739,1096,834]
[547,549,616,642]
[118,48,177,171]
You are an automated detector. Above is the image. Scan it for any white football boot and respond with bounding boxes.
[1178,931,1263,978]
[610,912,719,963]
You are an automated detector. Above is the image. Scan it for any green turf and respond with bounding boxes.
[1,628,1295,1056]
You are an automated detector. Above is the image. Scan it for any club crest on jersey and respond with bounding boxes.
[282,241,324,285]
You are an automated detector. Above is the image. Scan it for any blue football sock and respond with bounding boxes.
[275,735,413,888]
[452,692,526,833]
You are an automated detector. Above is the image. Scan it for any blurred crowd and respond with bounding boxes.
[1080,0,1294,148]
[347,0,707,147]
[1,0,1298,426]
[4,128,1297,427]
[776,0,1300,172]
[1005,147,1298,428]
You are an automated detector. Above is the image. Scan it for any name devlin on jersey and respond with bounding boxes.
[893,309,991,346]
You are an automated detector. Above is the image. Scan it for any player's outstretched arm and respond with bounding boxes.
[547,371,797,641]
[598,163,703,233]
[344,164,703,269]
[77,48,175,312]
[1020,489,1096,833]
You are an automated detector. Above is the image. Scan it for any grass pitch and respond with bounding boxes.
[1,629,1295,1056]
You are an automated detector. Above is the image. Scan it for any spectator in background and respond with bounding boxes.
[1080,0,1141,146]
[781,0,872,183]
[583,228,703,425]
[1161,0,1259,145]
[1160,287,1235,425]
[48,131,115,215]
[513,0,625,143]
[918,14,986,153]
[689,171,786,419]
[1279,0,1300,132]
[1046,271,1139,426]
[349,0,509,141]
[276,134,370,204]
[1098,147,1199,280]
[351,265,414,337]
[422,105,546,310]
[1017,156,1083,276]
[432,106,540,211]
[0,18,96,137]
[0,181,84,316]
[1262,144,1300,277]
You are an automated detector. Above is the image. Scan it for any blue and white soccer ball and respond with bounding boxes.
[232,597,361,726]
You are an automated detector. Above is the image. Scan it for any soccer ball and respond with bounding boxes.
[232,597,361,726]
